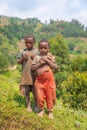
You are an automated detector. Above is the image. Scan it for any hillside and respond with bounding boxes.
[80,37,87,43]
[17,39,26,51]
[0,69,87,130]
[0,16,87,40]
[0,15,87,130]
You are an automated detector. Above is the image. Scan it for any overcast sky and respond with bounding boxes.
[0,0,87,27]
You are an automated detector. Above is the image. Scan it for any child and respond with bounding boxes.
[17,35,39,112]
[31,39,57,119]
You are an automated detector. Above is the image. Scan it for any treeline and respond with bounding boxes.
[0,16,87,41]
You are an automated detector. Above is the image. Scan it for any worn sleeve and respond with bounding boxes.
[16,50,25,60]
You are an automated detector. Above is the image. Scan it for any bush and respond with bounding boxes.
[61,71,87,110]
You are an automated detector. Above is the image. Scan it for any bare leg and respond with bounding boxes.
[26,94,32,112]
[25,86,32,112]
[32,86,39,113]
[25,95,29,107]
[48,111,54,119]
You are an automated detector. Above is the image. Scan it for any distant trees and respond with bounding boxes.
[0,16,87,43]
[60,19,86,37]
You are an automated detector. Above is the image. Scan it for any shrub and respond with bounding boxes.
[61,71,87,110]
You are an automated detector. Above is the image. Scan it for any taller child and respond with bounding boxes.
[17,35,38,112]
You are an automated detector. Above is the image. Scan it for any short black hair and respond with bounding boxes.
[24,35,35,42]
[38,39,50,47]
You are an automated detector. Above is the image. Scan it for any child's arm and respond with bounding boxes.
[46,58,57,69]
[31,57,46,70]
[17,52,29,64]
[31,62,40,70]
[17,51,23,64]
[46,54,60,71]
[17,58,24,64]
[41,56,57,69]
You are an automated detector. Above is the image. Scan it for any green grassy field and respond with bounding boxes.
[0,69,87,130]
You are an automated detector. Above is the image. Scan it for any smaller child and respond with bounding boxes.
[31,39,57,119]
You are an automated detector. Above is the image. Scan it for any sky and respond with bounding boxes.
[0,0,87,27]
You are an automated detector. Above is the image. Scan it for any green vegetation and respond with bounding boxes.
[0,69,87,130]
[0,16,87,69]
[65,37,87,55]
[0,15,87,129]
[0,16,87,70]
[61,71,87,110]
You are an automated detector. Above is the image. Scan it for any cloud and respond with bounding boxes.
[0,0,87,27]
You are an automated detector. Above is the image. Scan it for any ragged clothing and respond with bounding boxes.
[17,47,38,85]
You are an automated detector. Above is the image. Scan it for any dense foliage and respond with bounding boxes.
[49,34,70,85]
[61,71,87,111]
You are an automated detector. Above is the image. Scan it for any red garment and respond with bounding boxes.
[35,70,56,111]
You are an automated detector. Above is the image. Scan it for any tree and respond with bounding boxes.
[49,34,69,64]
[49,34,71,95]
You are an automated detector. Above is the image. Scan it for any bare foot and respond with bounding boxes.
[48,112,54,119]
[26,107,32,112]
[37,110,44,117]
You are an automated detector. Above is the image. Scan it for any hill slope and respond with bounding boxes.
[0,69,87,130]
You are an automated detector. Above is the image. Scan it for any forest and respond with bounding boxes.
[0,15,87,130]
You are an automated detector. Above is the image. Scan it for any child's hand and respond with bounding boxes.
[41,56,48,61]
[30,54,36,60]
[41,56,51,63]
[39,58,46,65]
[22,52,29,60]
[47,55,55,61]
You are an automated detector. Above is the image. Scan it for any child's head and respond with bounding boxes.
[38,39,49,55]
[24,35,35,50]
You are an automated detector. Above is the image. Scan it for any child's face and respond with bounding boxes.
[25,37,34,49]
[39,42,49,55]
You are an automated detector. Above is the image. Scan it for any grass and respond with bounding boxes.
[0,69,87,130]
